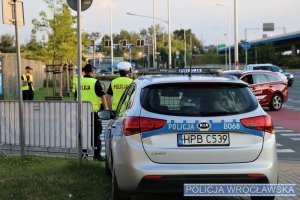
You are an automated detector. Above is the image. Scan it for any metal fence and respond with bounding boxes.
[0,101,93,157]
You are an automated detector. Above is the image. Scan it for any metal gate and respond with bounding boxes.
[0,101,93,156]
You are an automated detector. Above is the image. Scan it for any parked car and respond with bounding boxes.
[223,70,288,111]
[95,68,112,75]
[245,64,294,87]
[99,71,278,200]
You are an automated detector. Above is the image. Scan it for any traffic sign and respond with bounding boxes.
[241,41,251,50]
[67,0,93,12]
[125,44,133,49]
[113,44,119,50]
[2,0,25,26]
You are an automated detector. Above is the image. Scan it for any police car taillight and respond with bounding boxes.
[240,115,275,134]
[123,117,167,136]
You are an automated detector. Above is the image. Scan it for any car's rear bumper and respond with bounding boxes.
[113,134,278,193]
[136,174,269,193]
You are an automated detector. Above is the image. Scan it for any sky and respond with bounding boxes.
[1,0,300,46]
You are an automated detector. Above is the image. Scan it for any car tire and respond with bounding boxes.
[111,167,129,200]
[104,158,112,177]
[251,196,275,200]
[269,93,283,111]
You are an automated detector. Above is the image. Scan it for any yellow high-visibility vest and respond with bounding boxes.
[21,74,34,91]
[81,77,102,112]
[111,77,133,110]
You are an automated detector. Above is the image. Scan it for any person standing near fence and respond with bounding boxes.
[21,66,34,100]
[77,63,108,160]
[107,61,133,111]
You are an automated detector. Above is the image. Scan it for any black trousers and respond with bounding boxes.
[22,90,34,100]
[94,112,102,159]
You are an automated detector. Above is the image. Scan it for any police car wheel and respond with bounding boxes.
[105,158,112,177]
[251,197,275,200]
[269,93,283,111]
[111,167,129,200]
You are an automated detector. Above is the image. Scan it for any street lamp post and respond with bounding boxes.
[127,6,172,68]
[110,0,114,74]
[167,0,172,68]
[224,34,228,70]
[234,0,239,70]
[153,0,156,68]
[180,24,187,68]
[216,3,231,70]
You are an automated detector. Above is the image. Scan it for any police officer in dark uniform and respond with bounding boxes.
[107,62,133,111]
[76,64,108,160]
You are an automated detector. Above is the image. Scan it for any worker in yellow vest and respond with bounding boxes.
[76,64,108,160]
[107,61,133,111]
[21,66,34,100]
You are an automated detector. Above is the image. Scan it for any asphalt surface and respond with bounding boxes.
[284,71,300,111]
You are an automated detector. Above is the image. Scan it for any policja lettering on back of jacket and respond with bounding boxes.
[82,85,91,90]
[113,84,127,90]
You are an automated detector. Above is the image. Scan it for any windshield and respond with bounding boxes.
[140,83,258,116]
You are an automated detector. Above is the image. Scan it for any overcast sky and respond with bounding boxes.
[1,0,300,46]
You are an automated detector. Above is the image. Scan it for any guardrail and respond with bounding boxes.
[0,101,93,157]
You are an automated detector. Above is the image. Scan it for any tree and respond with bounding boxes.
[0,34,15,53]
[26,0,77,64]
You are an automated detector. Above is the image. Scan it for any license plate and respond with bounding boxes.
[177,133,230,146]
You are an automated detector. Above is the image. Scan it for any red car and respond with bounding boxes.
[223,70,288,111]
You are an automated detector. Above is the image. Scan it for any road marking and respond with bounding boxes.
[280,133,300,137]
[277,149,295,153]
[275,126,284,129]
[287,99,300,104]
[276,130,294,133]
[291,138,300,141]
[276,143,283,147]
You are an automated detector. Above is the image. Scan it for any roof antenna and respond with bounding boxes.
[188,63,192,77]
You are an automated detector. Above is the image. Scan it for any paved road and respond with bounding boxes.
[273,125,300,161]
[284,71,300,111]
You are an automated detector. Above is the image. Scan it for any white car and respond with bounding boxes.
[100,70,278,200]
[246,64,294,86]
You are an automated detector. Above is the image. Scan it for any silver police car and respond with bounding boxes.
[101,72,278,200]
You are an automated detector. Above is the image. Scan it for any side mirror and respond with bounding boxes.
[98,110,111,120]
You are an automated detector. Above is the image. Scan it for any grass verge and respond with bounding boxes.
[0,156,111,200]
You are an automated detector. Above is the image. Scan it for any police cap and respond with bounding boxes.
[117,61,131,71]
[83,64,94,73]
[25,66,33,70]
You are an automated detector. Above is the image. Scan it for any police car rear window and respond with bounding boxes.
[140,83,258,116]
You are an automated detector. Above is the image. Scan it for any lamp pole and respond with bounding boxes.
[180,24,186,68]
[110,0,114,74]
[153,0,156,68]
[224,34,228,70]
[168,0,172,68]
[13,0,25,158]
[234,0,239,70]
[126,3,172,68]
[76,0,82,165]
[216,3,231,70]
